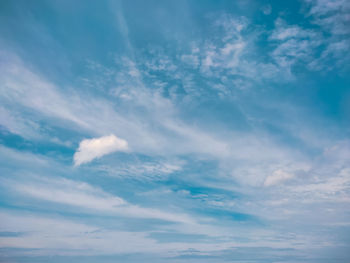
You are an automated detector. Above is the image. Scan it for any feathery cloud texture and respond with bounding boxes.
[0,0,350,262]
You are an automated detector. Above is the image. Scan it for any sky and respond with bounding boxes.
[0,0,350,262]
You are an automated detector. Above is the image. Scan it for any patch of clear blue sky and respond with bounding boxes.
[0,0,350,262]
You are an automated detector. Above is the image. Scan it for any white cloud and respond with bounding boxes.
[291,168,350,203]
[199,16,248,74]
[268,19,321,76]
[15,177,126,211]
[73,134,128,166]
[96,159,184,180]
[7,175,194,224]
[0,211,158,254]
[264,169,294,187]
[0,51,237,160]
[305,0,350,35]
[0,210,294,256]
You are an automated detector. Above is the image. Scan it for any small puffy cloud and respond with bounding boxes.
[264,169,294,187]
[74,134,128,166]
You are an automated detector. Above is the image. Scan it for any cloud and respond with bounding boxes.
[305,0,350,35]
[96,159,184,180]
[0,210,292,256]
[264,169,294,187]
[0,211,158,254]
[74,134,128,166]
[15,177,127,211]
[6,174,194,224]
[0,51,240,160]
[268,18,321,75]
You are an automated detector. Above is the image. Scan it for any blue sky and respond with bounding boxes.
[0,0,350,262]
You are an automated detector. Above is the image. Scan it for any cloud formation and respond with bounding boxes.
[7,174,194,224]
[74,134,128,166]
[0,0,350,261]
[264,169,294,187]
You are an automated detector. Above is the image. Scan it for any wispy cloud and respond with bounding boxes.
[305,0,350,35]
[0,1,349,261]
[6,174,194,224]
